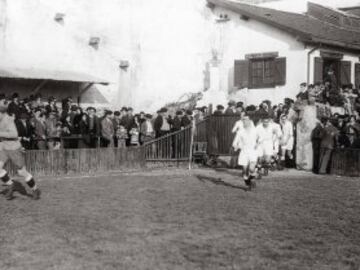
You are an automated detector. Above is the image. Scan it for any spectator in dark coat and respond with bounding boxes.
[7,93,21,119]
[319,118,339,174]
[171,111,183,132]
[181,110,192,128]
[33,110,47,150]
[140,114,155,143]
[45,97,58,115]
[101,110,114,148]
[225,100,236,115]
[213,105,224,115]
[15,113,32,150]
[86,107,100,148]
[311,121,325,174]
[235,102,244,115]
[154,108,171,138]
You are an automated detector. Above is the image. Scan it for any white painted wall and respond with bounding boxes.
[0,0,216,111]
[209,6,308,106]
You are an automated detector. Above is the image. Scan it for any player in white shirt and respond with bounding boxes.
[256,116,280,174]
[232,114,258,190]
[231,112,245,134]
[279,114,294,162]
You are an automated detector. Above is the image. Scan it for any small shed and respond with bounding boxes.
[0,66,109,104]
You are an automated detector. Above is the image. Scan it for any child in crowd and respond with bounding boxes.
[129,127,140,146]
[116,125,128,148]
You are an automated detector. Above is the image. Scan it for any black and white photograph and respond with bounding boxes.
[0,0,360,269]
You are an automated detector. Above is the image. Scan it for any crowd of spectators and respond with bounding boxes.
[210,81,360,174]
[291,81,360,174]
[1,93,202,150]
[2,80,360,175]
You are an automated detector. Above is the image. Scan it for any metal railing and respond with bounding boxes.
[144,126,192,161]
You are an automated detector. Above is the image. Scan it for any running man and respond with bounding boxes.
[0,105,41,200]
[256,115,279,175]
[233,114,258,190]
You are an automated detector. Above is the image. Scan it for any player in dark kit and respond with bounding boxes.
[0,105,41,200]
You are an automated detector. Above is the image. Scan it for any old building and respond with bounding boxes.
[206,0,360,106]
[1,0,360,110]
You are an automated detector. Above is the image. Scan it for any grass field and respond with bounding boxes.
[0,169,359,270]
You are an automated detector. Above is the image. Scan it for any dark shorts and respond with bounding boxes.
[0,149,26,169]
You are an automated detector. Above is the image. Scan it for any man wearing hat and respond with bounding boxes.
[7,93,21,119]
[154,108,171,138]
[235,102,244,115]
[140,114,155,143]
[213,105,224,115]
[181,110,193,128]
[86,107,100,148]
[101,110,114,148]
[225,100,236,115]
[318,117,338,174]
[45,97,58,115]
[171,111,183,132]
[296,82,309,101]
[0,104,41,200]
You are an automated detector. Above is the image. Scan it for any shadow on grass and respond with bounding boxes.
[0,181,32,199]
[213,168,243,178]
[195,174,248,191]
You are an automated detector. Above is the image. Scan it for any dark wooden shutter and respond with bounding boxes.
[355,63,360,89]
[340,60,351,86]
[234,60,249,88]
[314,57,323,83]
[274,57,286,86]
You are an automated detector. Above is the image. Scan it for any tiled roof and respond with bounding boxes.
[208,0,360,51]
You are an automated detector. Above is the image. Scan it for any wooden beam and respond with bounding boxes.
[32,80,48,94]
[78,83,94,104]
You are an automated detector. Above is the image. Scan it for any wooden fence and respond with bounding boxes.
[144,126,192,161]
[194,115,239,156]
[5,147,146,177]
[331,148,360,177]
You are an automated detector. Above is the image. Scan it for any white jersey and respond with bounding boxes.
[235,127,258,151]
[234,124,259,166]
[0,114,21,151]
[232,120,243,134]
[256,123,276,145]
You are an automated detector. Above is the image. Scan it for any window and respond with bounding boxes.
[234,54,286,89]
[250,58,275,88]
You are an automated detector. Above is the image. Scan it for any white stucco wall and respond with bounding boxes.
[209,6,308,106]
[0,0,216,111]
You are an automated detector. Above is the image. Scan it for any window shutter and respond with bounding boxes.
[314,57,323,83]
[234,60,249,88]
[274,57,286,86]
[340,61,351,86]
[355,63,360,89]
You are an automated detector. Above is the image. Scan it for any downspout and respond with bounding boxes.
[307,44,321,85]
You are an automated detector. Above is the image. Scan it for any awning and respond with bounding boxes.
[0,66,110,85]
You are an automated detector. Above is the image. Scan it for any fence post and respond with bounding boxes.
[189,121,195,170]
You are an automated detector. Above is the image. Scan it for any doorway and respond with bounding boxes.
[322,57,340,88]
